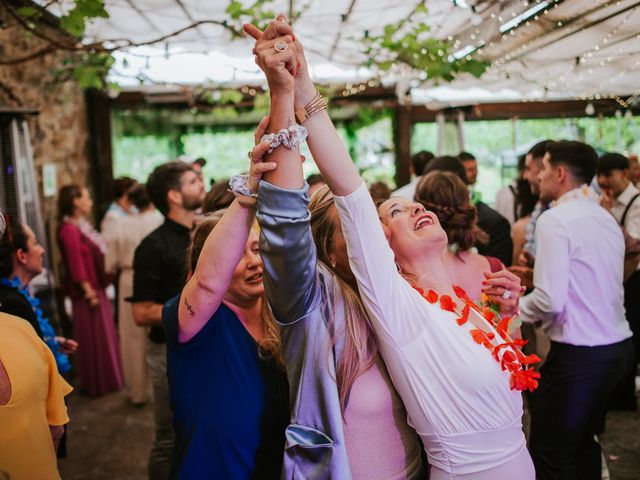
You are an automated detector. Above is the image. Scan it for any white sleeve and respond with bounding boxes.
[624,201,640,240]
[333,181,433,346]
[520,213,570,324]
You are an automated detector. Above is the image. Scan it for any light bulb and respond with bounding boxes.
[585,103,595,115]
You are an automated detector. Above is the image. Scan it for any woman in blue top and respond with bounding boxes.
[162,149,289,479]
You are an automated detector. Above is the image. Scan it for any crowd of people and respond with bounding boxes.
[1,15,639,480]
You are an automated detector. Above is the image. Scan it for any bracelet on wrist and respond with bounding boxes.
[295,91,327,124]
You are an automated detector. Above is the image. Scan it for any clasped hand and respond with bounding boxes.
[244,15,299,95]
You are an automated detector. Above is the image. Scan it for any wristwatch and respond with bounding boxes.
[228,175,257,208]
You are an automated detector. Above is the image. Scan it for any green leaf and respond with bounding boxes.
[74,0,109,18]
[226,1,245,19]
[60,14,86,37]
[462,59,490,78]
[414,4,429,15]
[61,0,109,36]
[17,7,39,17]
[73,65,104,89]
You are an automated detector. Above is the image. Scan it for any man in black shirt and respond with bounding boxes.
[130,161,205,480]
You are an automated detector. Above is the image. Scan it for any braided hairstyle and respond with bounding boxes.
[415,171,488,253]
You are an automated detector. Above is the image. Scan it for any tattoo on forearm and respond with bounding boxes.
[184,297,196,317]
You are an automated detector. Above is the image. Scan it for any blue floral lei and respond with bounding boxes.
[1,276,71,373]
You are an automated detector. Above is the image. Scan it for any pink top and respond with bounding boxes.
[343,356,422,480]
[58,220,110,299]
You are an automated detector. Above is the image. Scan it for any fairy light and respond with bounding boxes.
[339,78,381,98]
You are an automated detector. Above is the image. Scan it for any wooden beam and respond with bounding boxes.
[85,89,114,225]
[394,104,412,188]
[410,99,640,122]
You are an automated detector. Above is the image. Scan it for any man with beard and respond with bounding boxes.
[520,141,633,480]
[130,161,205,480]
[508,140,551,286]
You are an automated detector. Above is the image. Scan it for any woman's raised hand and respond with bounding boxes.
[243,16,297,95]
[481,269,525,318]
[244,16,316,106]
[247,116,278,193]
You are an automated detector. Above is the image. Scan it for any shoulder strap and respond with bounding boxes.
[486,256,503,273]
[621,193,640,227]
[509,185,517,220]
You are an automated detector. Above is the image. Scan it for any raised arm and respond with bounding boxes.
[177,144,277,342]
[245,18,361,196]
[257,180,320,324]
[243,19,323,324]
[247,17,303,190]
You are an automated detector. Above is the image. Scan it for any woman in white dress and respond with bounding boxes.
[246,17,538,480]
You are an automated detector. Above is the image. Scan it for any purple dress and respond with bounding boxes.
[58,220,123,396]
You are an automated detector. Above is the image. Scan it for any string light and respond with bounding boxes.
[341,78,381,97]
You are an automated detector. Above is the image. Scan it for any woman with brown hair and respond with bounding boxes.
[161,168,289,477]
[414,171,506,301]
[57,184,122,397]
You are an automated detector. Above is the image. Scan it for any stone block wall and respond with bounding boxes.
[0,4,93,282]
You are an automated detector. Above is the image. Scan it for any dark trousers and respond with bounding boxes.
[609,271,640,410]
[529,339,634,480]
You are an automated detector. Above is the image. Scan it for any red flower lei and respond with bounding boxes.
[413,285,541,392]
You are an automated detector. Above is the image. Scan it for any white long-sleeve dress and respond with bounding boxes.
[334,182,534,480]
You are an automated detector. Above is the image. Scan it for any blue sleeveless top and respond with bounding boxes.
[163,296,288,479]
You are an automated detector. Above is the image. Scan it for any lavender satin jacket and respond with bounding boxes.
[257,181,352,480]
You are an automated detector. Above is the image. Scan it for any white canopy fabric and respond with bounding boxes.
[42,0,640,107]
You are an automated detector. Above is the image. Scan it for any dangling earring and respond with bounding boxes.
[331,261,337,269]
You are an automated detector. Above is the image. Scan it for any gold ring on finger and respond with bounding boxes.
[274,41,288,53]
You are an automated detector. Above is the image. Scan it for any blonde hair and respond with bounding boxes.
[189,210,283,366]
[309,185,377,411]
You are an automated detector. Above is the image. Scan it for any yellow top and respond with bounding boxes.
[0,313,73,480]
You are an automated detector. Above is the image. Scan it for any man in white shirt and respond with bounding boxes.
[391,150,434,199]
[520,140,634,480]
[629,154,640,188]
[597,152,640,411]
[598,152,640,239]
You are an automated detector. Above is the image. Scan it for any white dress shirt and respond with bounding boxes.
[494,183,516,225]
[391,177,420,199]
[520,190,632,346]
[610,182,640,240]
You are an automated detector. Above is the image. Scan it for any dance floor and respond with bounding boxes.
[58,389,640,479]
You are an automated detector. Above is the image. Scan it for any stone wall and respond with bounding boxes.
[0,4,93,280]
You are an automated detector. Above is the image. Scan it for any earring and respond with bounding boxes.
[395,262,402,273]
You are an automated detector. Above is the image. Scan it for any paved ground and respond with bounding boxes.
[58,390,640,480]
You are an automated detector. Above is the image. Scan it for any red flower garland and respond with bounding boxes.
[414,285,541,392]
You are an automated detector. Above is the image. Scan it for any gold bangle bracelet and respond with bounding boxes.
[295,92,327,124]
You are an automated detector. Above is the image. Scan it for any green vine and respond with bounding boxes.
[361,4,489,82]
[225,0,278,34]
[9,0,489,94]
[15,0,115,90]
